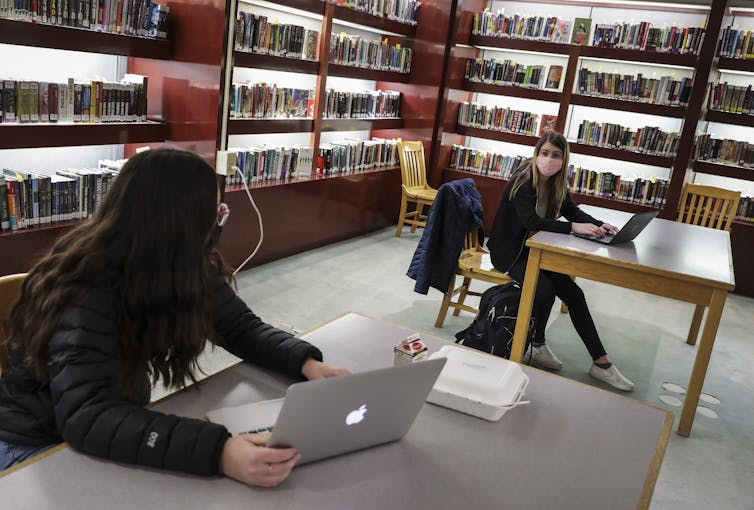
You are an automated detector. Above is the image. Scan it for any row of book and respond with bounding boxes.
[706,83,753,114]
[566,165,669,206]
[464,59,563,90]
[471,12,573,43]
[234,12,320,61]
[224,138,399,185]
[330,0,420,25]
[718,26,754,60]
[229,83,312,119]
[328,34,412,73]
[0,0,169,39]
[576,69,693,106]
[323,90,400,119]
[448,145,525,179]
[576,121,680,156]
[0,76,148,124]
[737,197,754,223]
[592,23,705,55]
[457,102,539,136]
[0,162,124,232]
[694,134,754,168]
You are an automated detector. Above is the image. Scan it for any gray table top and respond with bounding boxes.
[1,313,671,510]
[528,205,735,289]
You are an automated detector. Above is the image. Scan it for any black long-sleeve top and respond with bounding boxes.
[0,276,322,476]
[487,177,604,273]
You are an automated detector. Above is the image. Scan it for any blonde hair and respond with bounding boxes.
[509,131,570,218]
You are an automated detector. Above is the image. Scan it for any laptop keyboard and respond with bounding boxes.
[243,426,275,435]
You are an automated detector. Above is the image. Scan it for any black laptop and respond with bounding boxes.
[573,210,659,245]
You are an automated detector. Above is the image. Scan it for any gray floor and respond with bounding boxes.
[190,227,754,509]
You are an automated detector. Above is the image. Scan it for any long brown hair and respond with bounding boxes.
[509,131,570,218]
[7,149,228,400]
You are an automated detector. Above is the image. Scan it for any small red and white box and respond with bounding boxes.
[393,333,428,366]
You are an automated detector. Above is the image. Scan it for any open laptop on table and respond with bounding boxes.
[206,358,447,465]
[573,210,659,245]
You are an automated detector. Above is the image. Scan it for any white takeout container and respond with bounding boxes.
[426,345,530,421]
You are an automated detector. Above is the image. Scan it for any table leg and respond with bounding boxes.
[686,304,705,346]
[678,288,727,437]
[510,248,541,363]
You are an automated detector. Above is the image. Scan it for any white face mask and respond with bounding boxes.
[536,155,562,178]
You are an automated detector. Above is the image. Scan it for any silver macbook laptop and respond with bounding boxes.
[206,358,447,465]
[573,210,659,245]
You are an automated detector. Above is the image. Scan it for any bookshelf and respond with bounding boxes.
[215,0,450,269]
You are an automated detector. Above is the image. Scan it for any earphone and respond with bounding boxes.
[230,165,264,276]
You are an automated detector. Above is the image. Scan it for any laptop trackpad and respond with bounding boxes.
[206,398,284,436]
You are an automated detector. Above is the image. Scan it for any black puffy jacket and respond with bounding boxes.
[0,276,322,476]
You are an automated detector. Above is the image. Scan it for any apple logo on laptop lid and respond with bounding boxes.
[345,404,367,426]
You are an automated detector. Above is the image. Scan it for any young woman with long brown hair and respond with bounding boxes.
[487,132,634,391]
[0,148,349,486]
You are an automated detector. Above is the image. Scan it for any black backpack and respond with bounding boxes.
[454,282,535,359]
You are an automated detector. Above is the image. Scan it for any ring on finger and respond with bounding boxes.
[267,463,272,474]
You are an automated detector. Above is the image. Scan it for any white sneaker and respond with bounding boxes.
[589,364,635,392]
[528,343,563,370]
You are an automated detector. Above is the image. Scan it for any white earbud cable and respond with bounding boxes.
[230,166,264,276]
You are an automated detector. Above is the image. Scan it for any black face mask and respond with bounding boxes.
[208,224,223,248]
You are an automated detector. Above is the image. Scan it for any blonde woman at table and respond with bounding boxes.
[0,149,349,486]
[487,132,634,391]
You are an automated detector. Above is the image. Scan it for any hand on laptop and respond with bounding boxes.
[220,433,301,487]
[301,358,352,380]
[572,223,608,238]
[601,223,619,236]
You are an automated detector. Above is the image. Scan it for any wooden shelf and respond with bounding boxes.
[327,63,411,83]
[225,165,400,192]
[272,0,325,15]
[0,18,171,59]
[455,124,539,146]
[0,219,81,239]
[469,34,572,55]
[579,45,697,66]
[569,142,674,167]
[320,117,404,131]
[0,121,169,149]
[693,160,754,182]
[463,81,561,102]
[233,51,319,74]
[733,219,754,228]
[706,109,754,127]
[227,118,314,135]
[332,5,416,37]
[570,94,687,118]
[717,57,754,73]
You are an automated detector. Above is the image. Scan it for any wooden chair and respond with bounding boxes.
[395,140,437,237]
[435,230,512,328]
[677,183,741,346]
[0,273,27,374]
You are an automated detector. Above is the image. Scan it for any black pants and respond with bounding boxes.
[508,254,607,360]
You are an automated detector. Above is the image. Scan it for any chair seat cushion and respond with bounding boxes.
[405,187,437,201]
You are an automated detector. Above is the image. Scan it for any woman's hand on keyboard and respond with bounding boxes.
[220,433,301,487]
[301,359,352,380]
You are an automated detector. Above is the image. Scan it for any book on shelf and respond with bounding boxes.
[539,114,557,136]
[552,19,571,43]
[324,90,401,119]
[545,65,563,90]
[229,83,314,119]
[707,83,753,114]
[235,12,320,61]
[0,0,169,39]
[694,134,754,168]
[576,68,693,106]
[458,102,539,136]
[567,164,668,206]
[571,18,591,46]
[576,121,680,156]
[464,58,545,88]
[718,27,754,60]
[329,33,412,73]
[472,10,570,43]
[316,138,399,176]
[737,196,754,223]
[448,144,526,179]
[335,0,421,25]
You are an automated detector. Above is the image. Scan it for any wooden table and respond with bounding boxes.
[509,206,735,437]
[1,312,672,510]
